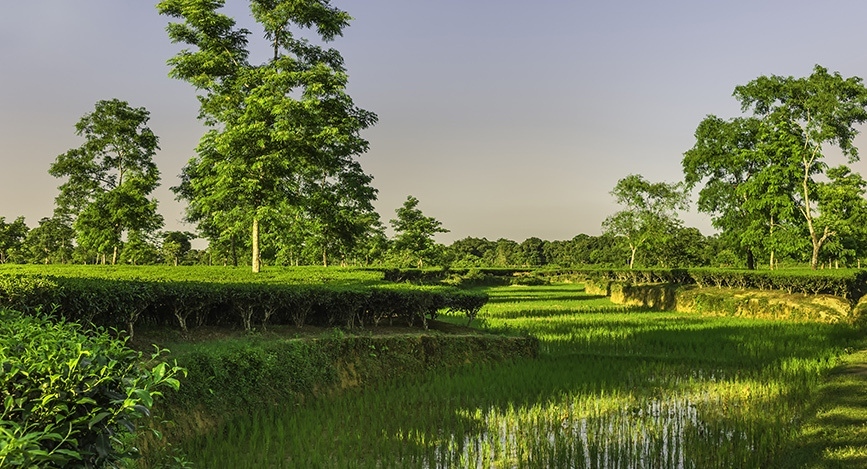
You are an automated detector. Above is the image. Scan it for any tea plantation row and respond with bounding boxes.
[0,272,487,338]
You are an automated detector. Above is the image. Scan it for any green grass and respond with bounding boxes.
[777,349,867,468]
[0,264,388,286]
[169,283,867,468]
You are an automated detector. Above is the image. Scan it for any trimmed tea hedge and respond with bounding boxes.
[383,268,535,285]
[544,268,867,302]
[0,273,488,337]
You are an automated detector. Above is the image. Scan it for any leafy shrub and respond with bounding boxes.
[554,267,867,303]
[0,308,185,468]
[509,273,548,286]
[0,274,490,336]
[384,268,532,284]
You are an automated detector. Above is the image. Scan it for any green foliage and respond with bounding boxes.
[172,338,335,412]
[0,266,489,335]
[49,99,164,265]
[685,65,867,270]
[0,308,184,467]
[383,267,533,285]
[389,195,449,268]
[0,217,28,264]
[21,217,75,265]
[159,0,378,273]
[539,267,867,302]
[160,231,194,266]
[687,268,867,301]
[602,174,688,269]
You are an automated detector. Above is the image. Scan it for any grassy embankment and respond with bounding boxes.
[169,282,867,468]
[0,265,538,466]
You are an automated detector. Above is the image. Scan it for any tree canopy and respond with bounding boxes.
[601,174,687,269]
[49,99,163,264]
[684,65,867,269]
[159,0,377,272]
[389,195,449,268]
[0,216,28,264]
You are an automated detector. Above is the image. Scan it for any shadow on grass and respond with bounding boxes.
[778,351,867,468]
[488,293,608,303]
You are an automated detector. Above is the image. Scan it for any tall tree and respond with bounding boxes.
[683,115,799,269]
[303,162,379,266]
[159,0,377,273]
[49,99,163,264]
[601,174,687,269]
[22,217,75,264]
[0,216,28,264]
[518,237,547,267]
[735,65,867,269]
[161,231,195,266]
[813,165,867,266]
[685,65,867,269]
[447,237,495,267]
[389,195,448,268]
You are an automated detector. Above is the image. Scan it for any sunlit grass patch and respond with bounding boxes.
[177,282,867,468]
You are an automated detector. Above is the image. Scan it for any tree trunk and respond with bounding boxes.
[746,250,755,270]
[769,250,775,270]
[112,245,118,265]
[811,242,821,270]
[322,248,328,267]
[629,245,637,269]
[252,217,260,273]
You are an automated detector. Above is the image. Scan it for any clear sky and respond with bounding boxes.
[3,1,867,244]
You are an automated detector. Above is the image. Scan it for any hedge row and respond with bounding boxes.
[383,268,534,284]
[0,264,387,285]
[549,268,867,302]
[0,274,488,338]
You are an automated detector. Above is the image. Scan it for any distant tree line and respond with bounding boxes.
[1,212,722,269]
[443,229,718,269]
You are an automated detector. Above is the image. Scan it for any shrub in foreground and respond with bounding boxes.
[0,308,185,468]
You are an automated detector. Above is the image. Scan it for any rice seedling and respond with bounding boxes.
[178,283,864,468]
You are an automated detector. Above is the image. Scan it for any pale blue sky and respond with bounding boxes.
[3,1,867,243]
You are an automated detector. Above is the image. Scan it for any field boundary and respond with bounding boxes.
[589,279,864,324]
[145,329,539,455]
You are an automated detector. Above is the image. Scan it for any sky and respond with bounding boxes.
[3,1,867,245]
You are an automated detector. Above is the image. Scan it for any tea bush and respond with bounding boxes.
[0,308,185,468]
[547,268,867,301]
[0,273,489,336]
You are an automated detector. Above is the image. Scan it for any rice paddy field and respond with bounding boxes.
[178,283,865,468]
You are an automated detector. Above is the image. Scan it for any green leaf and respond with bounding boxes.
[164,377,181,391]
[151,362,166,382]
[53,448,82,460]
[88,411,112,429]
[134,388,153,408]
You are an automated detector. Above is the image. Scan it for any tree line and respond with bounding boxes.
[606,65,867,271]
[5,2,867,271]
[1,211,721,269]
